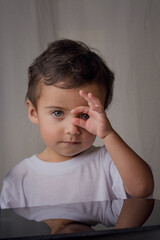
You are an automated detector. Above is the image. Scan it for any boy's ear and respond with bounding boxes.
[26,100,39,125]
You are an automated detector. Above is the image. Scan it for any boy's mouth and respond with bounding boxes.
[60,141,80,145]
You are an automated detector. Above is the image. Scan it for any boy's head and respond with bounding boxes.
[26,39,114,110]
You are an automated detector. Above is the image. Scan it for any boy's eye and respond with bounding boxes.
[52,111,64,118]
[81,113,90,120]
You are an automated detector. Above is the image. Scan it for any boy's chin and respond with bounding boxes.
[61,150,85,158]
[60,147,90,158]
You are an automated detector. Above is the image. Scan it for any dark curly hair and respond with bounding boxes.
[26,39,114,110]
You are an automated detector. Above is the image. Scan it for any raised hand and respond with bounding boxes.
[71,91,154,199]
[71,90,113,139]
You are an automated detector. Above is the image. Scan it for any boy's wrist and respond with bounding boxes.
[101,128,114,141]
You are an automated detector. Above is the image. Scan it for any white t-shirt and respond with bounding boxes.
[0,146,127,209]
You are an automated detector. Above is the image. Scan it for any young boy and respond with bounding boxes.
[0,39,154,209]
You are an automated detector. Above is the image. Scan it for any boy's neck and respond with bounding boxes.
[37,147,78,163]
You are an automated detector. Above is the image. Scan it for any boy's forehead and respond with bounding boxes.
[39,83,105,107]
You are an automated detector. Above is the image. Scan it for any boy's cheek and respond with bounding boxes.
[84,132,96,144]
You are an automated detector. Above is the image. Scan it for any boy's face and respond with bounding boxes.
[26,82,105,162]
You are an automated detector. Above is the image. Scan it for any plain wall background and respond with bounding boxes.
[0,0,160,198]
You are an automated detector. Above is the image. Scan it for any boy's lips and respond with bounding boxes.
[60,141,81,145]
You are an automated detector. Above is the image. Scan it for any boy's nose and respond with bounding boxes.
[65,122,81,136]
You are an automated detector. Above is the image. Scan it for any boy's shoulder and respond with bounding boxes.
[80,145,113,169]
[4,155,36,181]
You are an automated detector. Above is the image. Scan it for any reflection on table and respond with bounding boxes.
[0,198,156,239]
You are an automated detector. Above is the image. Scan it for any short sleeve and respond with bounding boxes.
[0,184,20,209]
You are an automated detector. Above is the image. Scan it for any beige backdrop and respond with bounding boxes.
[0,0,160,198]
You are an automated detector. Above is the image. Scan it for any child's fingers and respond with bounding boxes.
[71,106,89,115]
[88,93,102,109]
[71,118,87,129]
[79,90,89,99]
[79,90,93,107]
[79,90,103,112]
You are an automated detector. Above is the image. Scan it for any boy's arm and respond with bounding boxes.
[115,198,154,229]
[102,130,153,197]
[71,90,154,198]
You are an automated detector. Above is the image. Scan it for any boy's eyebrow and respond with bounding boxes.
[45,106,64,109]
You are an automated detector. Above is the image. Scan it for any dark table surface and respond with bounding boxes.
[0,198,160,240]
